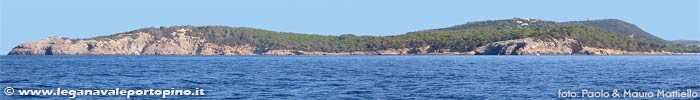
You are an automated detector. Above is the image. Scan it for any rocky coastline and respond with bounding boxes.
[8,29,673,55]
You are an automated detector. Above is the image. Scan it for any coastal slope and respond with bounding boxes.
[8,18,697,55]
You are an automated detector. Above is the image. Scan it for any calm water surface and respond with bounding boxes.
[1,55,699,99]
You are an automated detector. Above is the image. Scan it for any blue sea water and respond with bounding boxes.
[0,55,699,99]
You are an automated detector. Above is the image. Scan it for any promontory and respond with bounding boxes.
[8,18,700,55]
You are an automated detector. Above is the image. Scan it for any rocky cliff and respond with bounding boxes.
[472,38,671,55]
[9,29,256,55]
[8,27,670,55]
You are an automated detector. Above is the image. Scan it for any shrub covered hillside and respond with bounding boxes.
[84,18,698,53]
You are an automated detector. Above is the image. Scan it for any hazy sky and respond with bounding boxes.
[1,0,699,54]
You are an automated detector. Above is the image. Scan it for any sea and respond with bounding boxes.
[1,55,699,99]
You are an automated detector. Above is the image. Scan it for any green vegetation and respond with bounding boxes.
[429,19,557,31]
[89,19,700,53]
[561,19,665,42]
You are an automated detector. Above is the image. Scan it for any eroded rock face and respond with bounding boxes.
[580,47,671,55]
[474,38,581,55]
[8,29,257,55]
[473,38,670,55]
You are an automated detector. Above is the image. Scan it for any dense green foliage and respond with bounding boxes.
[429,19,557,31]
[88,19,699,53]
[403,25,691,52]
[561,19,665,42]
[436,19,667,42]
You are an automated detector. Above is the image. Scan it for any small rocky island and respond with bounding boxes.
[8,18,699,55]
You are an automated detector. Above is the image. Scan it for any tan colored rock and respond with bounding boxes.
[7,28,257,55]
[581,47,671,55]
[474,38,673,55]
[262,49,300,55]
[474,38,580,55]
[199,43,256,55]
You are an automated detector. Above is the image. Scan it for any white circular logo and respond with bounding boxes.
[4,87,13,95]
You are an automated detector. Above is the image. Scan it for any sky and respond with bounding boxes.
[1,0,699,54]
